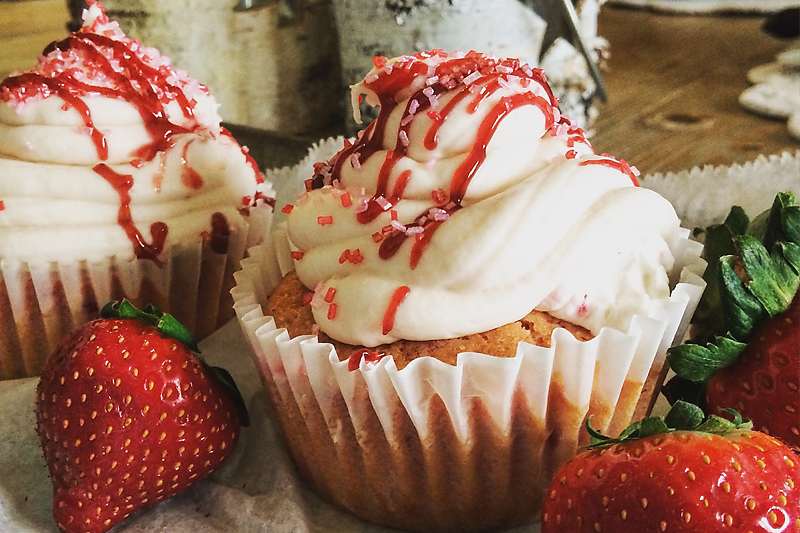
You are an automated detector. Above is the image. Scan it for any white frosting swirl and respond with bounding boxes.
[0,2,267,264]
[286,51,681,346]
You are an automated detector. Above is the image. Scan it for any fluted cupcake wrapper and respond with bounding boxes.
[0,203,272,381]
[231,218,705,532]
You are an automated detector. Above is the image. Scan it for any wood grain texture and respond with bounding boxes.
[0,0,70,80]
[591,6,799,175]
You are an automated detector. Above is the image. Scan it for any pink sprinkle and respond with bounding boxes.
[282,204,294,214]
[339,249,351,264]
[375,196,391,210]
[340,192,352,207]
[325,287,336,303]
[428,93,439,110]
[631,166,641,177]
[431,189,448,205]
[383,63,393,74]
[463,71,482,85]
[406,226,424,235]
[350,153,361,169]
[553,107,561,123]
[497,76,512,90]
[354,198,370,214]
[364,72,380,84]
[409,99,420,115]
[327,303,338,320]
[430,208,449,221]
[318,216,333,226]
[426,75,439,86]
[522,64,534,77]
[295,192,309,206]
[291,251,304,261]
[400,114,414,127]
[422,86,434,98]
[399,130,409,147]
[391,220,407,232]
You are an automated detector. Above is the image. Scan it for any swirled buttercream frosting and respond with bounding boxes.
[0,1,268,264]
[285,50,681,346]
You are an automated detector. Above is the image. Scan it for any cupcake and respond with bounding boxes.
[233,50,705,532]
[0,1,272,380]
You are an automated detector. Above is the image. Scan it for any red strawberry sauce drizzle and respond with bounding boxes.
[382,285,411,336]
[579,156,640,186]
[93,163,167,262]
[0,16,262,262]
[347,348,386,371]
[310,51,562,270]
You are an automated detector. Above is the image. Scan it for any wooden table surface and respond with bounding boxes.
[591,5,799,176]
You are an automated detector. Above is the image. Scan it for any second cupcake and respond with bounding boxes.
[0,1,273,380]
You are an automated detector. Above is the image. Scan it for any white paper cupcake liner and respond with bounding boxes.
[0,203,272,381]
[232,209,705,531]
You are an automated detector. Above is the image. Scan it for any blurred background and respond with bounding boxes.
[0,0,797,172]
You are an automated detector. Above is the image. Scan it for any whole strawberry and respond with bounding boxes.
[541,402,800,533]
[666,192,799,449]
[36,301,248,533]
[706,296,799,448]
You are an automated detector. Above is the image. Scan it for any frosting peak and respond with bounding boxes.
[286,51,679,346]
[0,1,268,264]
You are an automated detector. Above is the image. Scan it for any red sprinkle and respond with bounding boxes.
[382,286,410,335]
[372,56,388,68]
[304,179,314,192]
[317,215,333,226]
[291,251,304,261]
[282,204,294,214]
[324,287,337,303]
[372,232,383,243]
[390,209,398,221]
[340,193,352,207]
[0,200,4,211]
[565,150,577,160]
[302,292,313,306]
[431,189,448,206]
[327,303,338,320]
[339,249,351,264]
[349,249,364,264]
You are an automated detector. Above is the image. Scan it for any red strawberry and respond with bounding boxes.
[541,402,800,533]
[36,301,247,533]
[666,192,800,450]
[706,296,799,449]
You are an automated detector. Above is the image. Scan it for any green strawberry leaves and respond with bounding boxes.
[667,192,799,386]
[101,300,199,352]
[587,400,752,449]
[101,299,250,427]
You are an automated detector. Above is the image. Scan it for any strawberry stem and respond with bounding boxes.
[587,401,752,449]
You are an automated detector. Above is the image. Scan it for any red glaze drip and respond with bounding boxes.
[1,72,108,159]
[382,285,411,335]
[579,158,640,186]
[93,163,167,262]
[347,349,386,371]
[180,142,204,189]
[308,52,565,268]
[221,127,264,184]
[201,212,231,255]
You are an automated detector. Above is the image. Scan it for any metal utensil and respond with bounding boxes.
[556,0,608,102]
